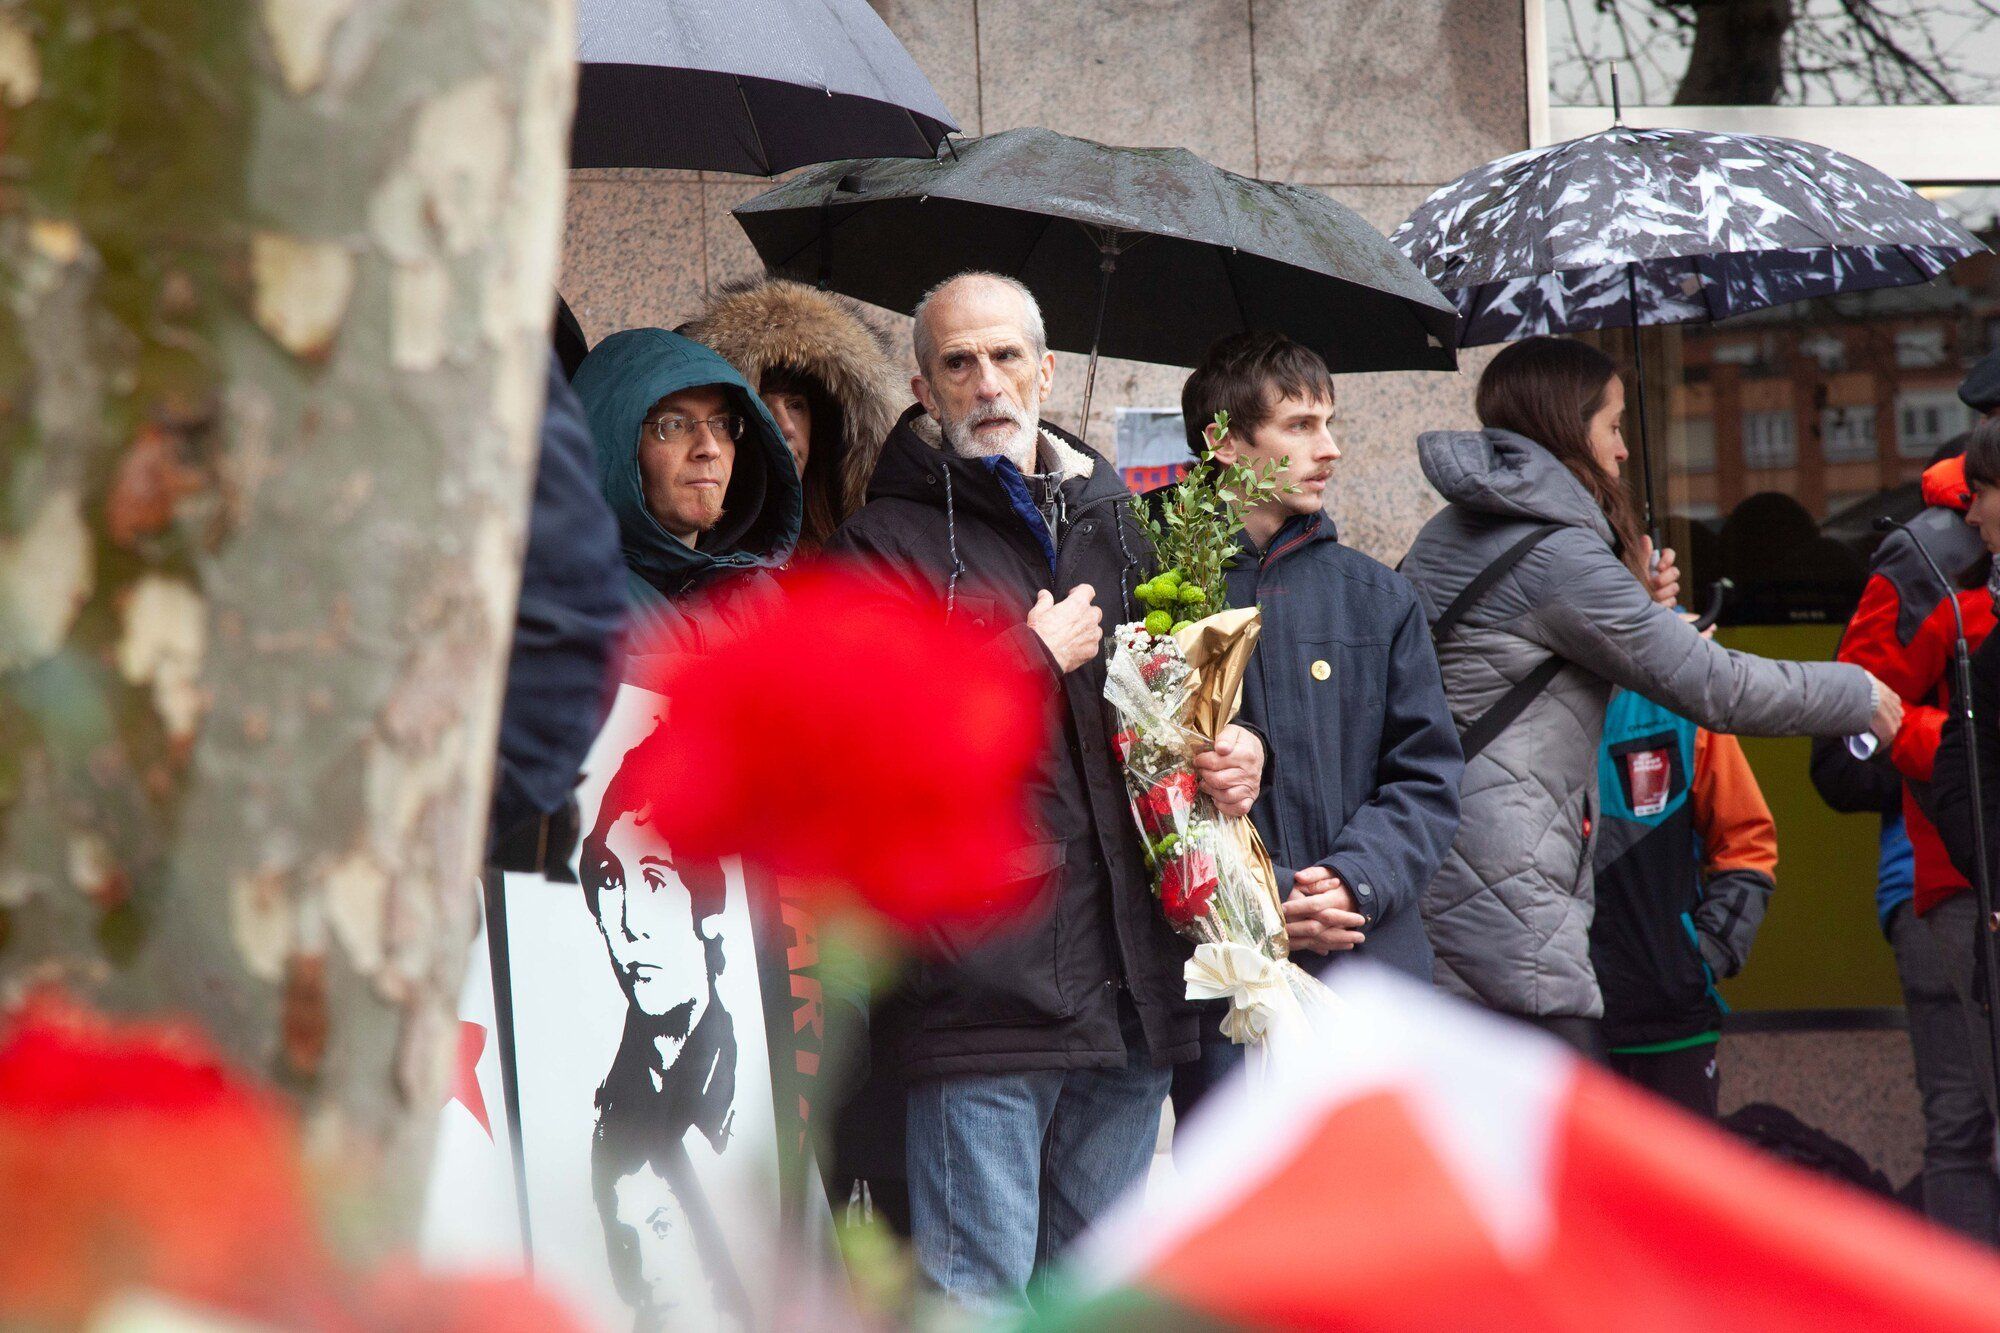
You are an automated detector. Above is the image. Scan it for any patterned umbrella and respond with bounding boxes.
[1391,124,1985,526]
[1392,127,1983,348]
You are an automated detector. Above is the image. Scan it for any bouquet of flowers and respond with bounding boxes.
[1105,414,1341,1052]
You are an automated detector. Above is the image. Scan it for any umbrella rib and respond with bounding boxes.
[1023,212,1059,280]
[734,76,773,176]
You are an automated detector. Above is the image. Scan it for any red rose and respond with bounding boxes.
[1159,848,1219,926]
[1113,728,1138,764]
[1134,772,1197,838]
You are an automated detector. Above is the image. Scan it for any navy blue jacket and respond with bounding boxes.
[487,351,628,853]
[1226,510,1463,983]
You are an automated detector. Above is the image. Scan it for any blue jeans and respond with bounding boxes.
[905,1014,1170,1310]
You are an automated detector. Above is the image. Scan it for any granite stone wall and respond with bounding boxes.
[557,0,1530,563]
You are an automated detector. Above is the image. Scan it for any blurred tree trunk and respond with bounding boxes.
[0,0,573,1254]
[1674,0,1793,105]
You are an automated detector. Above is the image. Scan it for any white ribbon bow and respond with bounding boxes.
[1184,941,1287,1046]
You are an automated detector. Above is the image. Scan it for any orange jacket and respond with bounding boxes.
[1694,729,1778,887]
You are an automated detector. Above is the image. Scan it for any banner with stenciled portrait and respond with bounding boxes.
[493,683,818,1332]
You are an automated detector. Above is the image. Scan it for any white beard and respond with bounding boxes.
[944,395,1040,473]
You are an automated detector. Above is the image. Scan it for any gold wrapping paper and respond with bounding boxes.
[1172,606,1289,957]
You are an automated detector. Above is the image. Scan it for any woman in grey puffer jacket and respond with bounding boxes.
[1400,338,1900,1053]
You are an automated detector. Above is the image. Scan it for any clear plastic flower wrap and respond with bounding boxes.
[1104,608,1342,1050]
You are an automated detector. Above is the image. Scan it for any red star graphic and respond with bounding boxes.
[448,1020,492,1140]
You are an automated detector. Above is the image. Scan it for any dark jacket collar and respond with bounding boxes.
[1234,506,1339,566]
[868,403,1128,518]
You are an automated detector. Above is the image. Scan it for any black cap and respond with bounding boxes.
[1961,347,2000,415]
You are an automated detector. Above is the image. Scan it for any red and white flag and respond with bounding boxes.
[418,899,525,1274]
[1051,967,2000,1332]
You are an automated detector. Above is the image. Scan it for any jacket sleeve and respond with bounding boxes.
[1839,572,1951,783]
[1808,734,1903,816]
[1305,596,1465,929]
[1931,630,2000,887]
[1530,534,1873,737]
[1689,728,1777,979]
[487,352,630,850]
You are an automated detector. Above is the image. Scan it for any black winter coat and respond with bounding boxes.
[1932,626,2000,890]
[825,405,1199,1080]
[487,351,628,860]
[1222,510,1463,984]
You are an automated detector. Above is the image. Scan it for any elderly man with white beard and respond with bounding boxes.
[824,272,1265,1311]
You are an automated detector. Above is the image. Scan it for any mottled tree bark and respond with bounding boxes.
[0,0,573,1253]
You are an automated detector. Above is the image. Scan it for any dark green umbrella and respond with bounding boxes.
[733,127,1458,425]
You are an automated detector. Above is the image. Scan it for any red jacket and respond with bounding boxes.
[1837,457,1994,915]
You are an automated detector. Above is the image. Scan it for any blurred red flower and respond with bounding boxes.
[0,996,587,1332]
[624,563,1048,934]
[0,995,333,1326]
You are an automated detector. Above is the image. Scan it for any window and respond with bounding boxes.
[1896,388,1975,457]
[1678,416,1717,473]
[1799,332,1847,373]
[1540,1,2000,111]
[1820,406,1877,463]
[1113,407,1191,492]
[1743,410,1798,469]
[1527,0,2000,1016]
[1896,327,1948,369]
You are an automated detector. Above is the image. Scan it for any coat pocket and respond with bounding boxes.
[911,839,1075,1031]
[1291,635,1388,820]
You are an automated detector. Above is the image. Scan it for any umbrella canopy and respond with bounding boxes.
[733,127,1460,375]
[573,0,958,174]
[1392,127,1985,348]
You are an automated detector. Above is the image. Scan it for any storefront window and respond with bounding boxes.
[1586,186,1999,631]
[1546,0,2000,108]
[1532,2,2000,1015]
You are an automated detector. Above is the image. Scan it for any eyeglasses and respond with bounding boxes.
[643,413,745,444]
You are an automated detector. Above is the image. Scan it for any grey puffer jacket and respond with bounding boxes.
[1399,428,1874,1019]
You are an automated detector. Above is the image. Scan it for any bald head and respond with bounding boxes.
[909,272,1055,471]
[912,272,1047,375]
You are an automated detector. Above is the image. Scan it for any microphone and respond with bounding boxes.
[1874,512,2000,1111]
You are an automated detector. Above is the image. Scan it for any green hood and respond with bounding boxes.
[573,327,801,604]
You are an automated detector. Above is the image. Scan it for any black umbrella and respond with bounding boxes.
[734,127,1459,426]
[1392,95,1985,527]
[574,0,959,174]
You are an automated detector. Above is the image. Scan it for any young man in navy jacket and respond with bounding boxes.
[1170,332,1464,1114]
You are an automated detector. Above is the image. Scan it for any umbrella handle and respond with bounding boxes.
[1693,577,1733,633]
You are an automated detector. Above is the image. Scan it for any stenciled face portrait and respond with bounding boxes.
[586,808,720,1035]
[611,1164,705,1329]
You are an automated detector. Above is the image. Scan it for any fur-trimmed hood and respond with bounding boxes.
[684,279,908,532]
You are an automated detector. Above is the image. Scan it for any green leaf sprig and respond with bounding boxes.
[1130,409,1290,631]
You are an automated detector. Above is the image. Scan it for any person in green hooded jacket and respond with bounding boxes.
[572,327,803,649]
